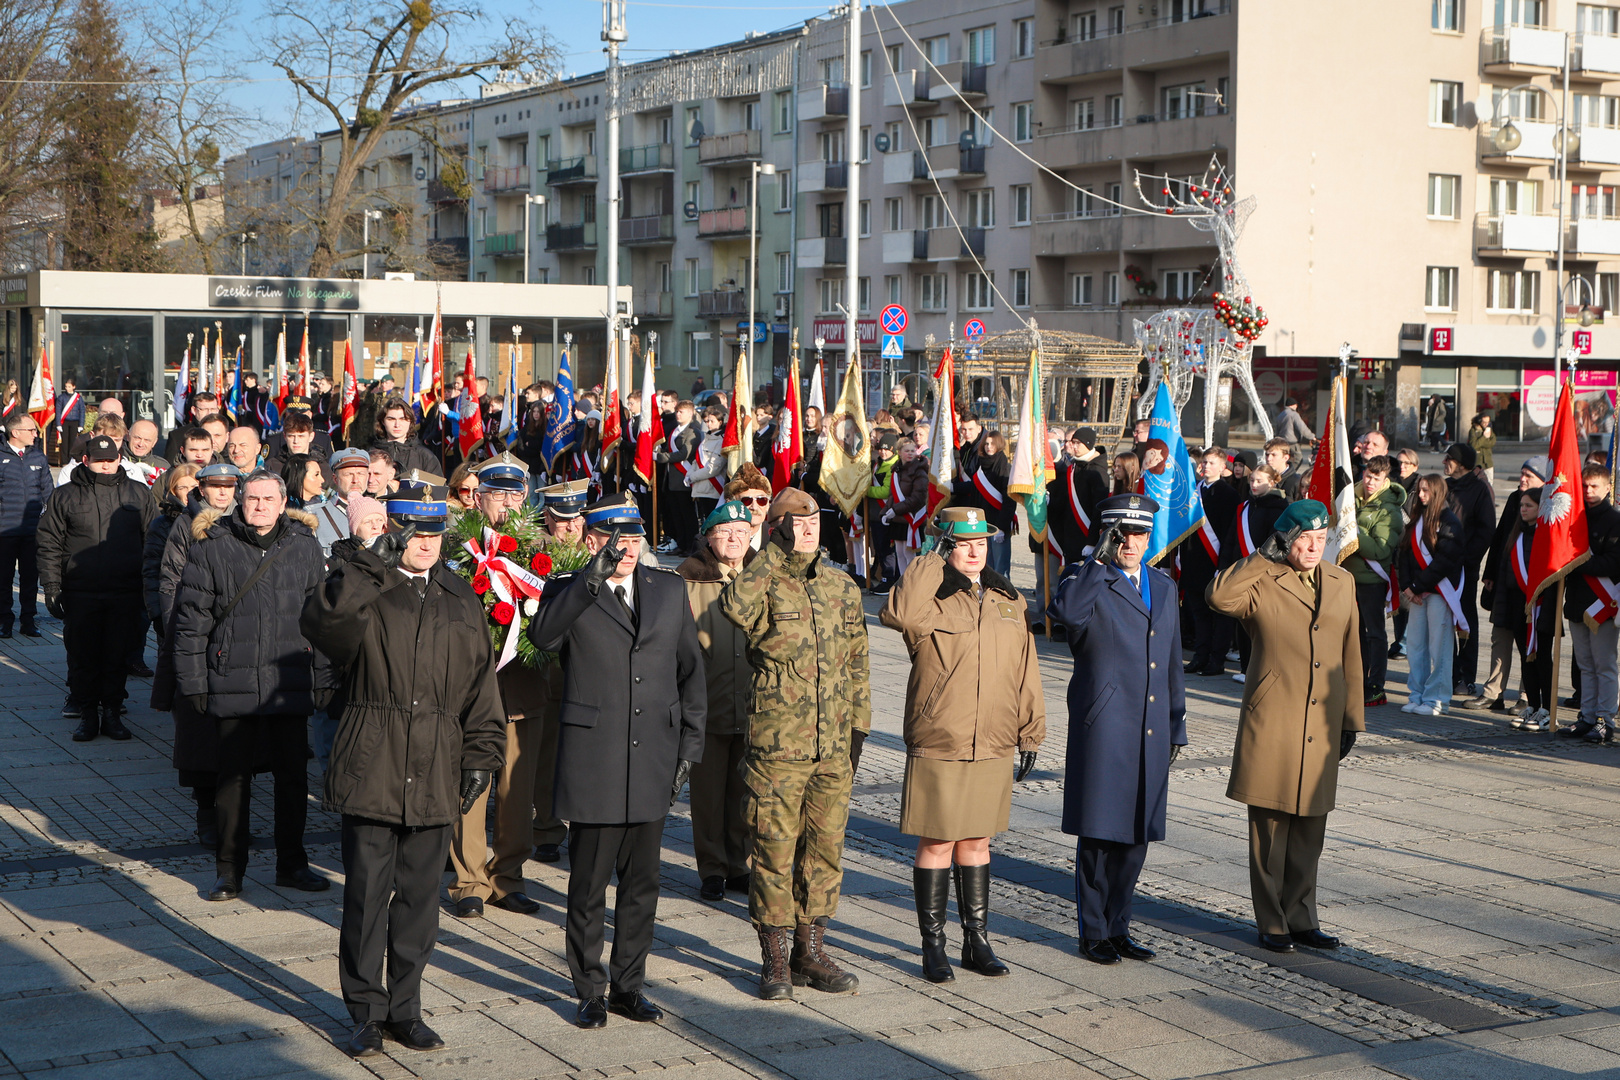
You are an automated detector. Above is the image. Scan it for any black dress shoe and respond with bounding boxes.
[70,714,98,741]
[1079,938,1121,965]
[535,843,562,863]
[207,875,242,902]
[725,873,752,893]
[1109,934,1156,961]
[100,706,131,741]
[490,892,541,914]
[344,1021,384,1058]
[275,868,330,892]
[575,996,608,1028]
[1183,661,1205,674]
[127,661,154,678]
[18,622,39,638]
[700,876,726,901]
[0,625,12,639]
[1290,928,1340,949]
[452,896,484,919]
[607,990,663,1023]
[1258,933,1296,953]
[382,1017,444,1051]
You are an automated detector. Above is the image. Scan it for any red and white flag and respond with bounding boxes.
[26,340,53,430]
[1527,378,1591,614]
[771,354,803,491]
[633,342,658,485]
[340,340,358,438]
[601,336,622,466]
[925,346,957,523]
[458,341,484,458]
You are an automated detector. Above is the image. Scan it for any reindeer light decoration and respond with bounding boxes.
[1131,154,1272,446]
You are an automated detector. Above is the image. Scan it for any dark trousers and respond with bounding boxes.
[127,611,150,665]
[214,714,310,877]
[339,816,452,1024]
[1185,583,1232,670]
[1248,806,1327,935]
[1512,625,1555,711]
[1392,607,1409,653]
[1075,837,1148,941]
[666,488,698,552]
[566,818,665,999]
[693,497,718,537]
[1453,564,1481,688]
[1355,581,1389,696]
[62,591,141,708]
[0,533,38,628]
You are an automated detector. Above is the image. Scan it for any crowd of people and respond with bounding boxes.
[0,367,1611,1058]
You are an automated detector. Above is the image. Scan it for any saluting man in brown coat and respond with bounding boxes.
[1207,499,1364,954]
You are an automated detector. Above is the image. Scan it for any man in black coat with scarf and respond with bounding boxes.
[529,494,706,1029]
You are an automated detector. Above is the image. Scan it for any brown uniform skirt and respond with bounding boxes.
[899,756,1015,840]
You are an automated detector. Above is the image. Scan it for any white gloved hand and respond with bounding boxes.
[882,509,895,525]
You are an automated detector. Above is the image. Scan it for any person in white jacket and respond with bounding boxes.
[686,406,728,528]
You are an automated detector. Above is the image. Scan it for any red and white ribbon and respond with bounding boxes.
[1583,572,1620,627]
[1409,527,1468,634]
[1235,502,1256,558]
[463,526,546,670]
[973,467,1004,510]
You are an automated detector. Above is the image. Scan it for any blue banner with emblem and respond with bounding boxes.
[539,346,577,472]
[1143,382,1205,567]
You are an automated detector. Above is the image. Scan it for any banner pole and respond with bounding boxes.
[1043,546,1053,638]
[1547,578,1566,733]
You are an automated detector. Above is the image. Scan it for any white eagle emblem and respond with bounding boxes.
[1540,474,1574,525]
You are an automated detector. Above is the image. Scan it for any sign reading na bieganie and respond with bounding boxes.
[207,277,359,311]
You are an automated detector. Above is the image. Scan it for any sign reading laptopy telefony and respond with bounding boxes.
[207,277,360,311]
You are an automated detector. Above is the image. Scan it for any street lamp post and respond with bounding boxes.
[361,210,382,279]
[238,230,257,275]
[522,194,547,284]
[747,161,777,392]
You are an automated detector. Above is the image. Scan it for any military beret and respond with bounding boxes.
[765,487,818,523]
[703,500,753,532]
[1274,499,1330,534]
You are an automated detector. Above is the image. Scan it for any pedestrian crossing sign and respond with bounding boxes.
[881,334,904,359]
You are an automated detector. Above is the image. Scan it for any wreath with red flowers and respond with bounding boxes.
[446,504,589,667]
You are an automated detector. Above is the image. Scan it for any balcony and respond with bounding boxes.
[482,165,530,194]
[1034,211,1216,256]
[799,82,849,122]
[884,230,926,263]
[620,143,675,174]
[1475,212,1559,256]
[427,236,469,263]
[1482,24,1568,74]
[910,228,984,260]
[483,231,522,257]
[1576,32,1620,77]
[427,179,467,203]
[798,160,849,193]
[698,289,748,317]
[1573,126,1620,167]
[1036,1,1233,82]
[796,236,847,268]
[621,214,675,244]
[545,155,598,186]
[927,61,987,101]
[1571,217,1620,256]
[958,146,986,176]
[883,150,928,185]
[883,69,929,108]
[636,291,674,319]
[1036,108,1231,170]
[696,206,750,238]
[698,129,761,164]
[545,221,598,251]
[1480,119,1559,164]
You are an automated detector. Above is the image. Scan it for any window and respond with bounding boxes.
[1106,94,1124,125]
[964,271,994,310]
[818,278,845,314]
[885,197,903,231]
[963,106,993,147]
[584,130,596,156]
[887,121,904,151]
[1072,274,1094,306]
[1572,183,1619,219]
[923,115,950,147]
[1073,11,1098,40]
[1162,269,1199,301]
[1503,0,1547,26]
[1072,100,1095,130]
[1425,266,1458,311]
[1074,186,1096,217]
[685,181,700,215]
[532,268,548,284]
[743,100,761,131]
[1428,174,1460,218]
[581,265,595,285]
[1107,272,1119,305]
[861,125,870,161]
[685,257,699,296]
[1015,18,1034,57]
[1489,177,1541,213]
[819,130,846,162]
[686,332,700,371]
[966,26,995,65]
[818,202,844,238]
[886,275,901,303]
[1014,102,1034,141]
[1493,85,1545,121]
[861,51,872,87]
[1434,0,1461,30]
[965,188,994,228]
[1108,182,1122,211]
[859,200,871,237]
[1108,5,1125,33]
[923,35,949,65]
[776,252,792,293]
[1487,268,1540,312]
[657,117,672,145]
[686,106,701,144]
[888,44,902,73]
[1578,3,1620,35]
[775,90,792,132]
[1602,271,1620,311]
[1429,80,1463,126]
[1011,269,1029,308]
[858,276,871,313]
[920,273,947,310]
[582,192,597,222]
[918,194,946,229]
[777,171,791,211]
[1162,82,1207,119]
[658,261,672,293]
[1011,184,1031,225]
[1573,92,1620,128]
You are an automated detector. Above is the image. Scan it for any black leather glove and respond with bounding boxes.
[670,759,693,803]
[1091,524,1122,567]
[44,588,64,620]
[583,528,624,594]
[314,688,334,711]
[933,530,957,558]
[1339,731,1357,760]
[187,695,208,715]
[849,729,868,773]
[1014,750,1038,782]
[458,769,492,814]
[769,514,798,553]
[1169,744,1182,766]
[370,523,417,570]
[1257,525,1301,564]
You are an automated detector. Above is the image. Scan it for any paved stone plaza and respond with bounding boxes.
[3,541,1620,1080]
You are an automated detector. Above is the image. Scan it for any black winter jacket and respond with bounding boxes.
[300,550,505,827]
[1446,471,1497,570]
[172,508,332,718]
[376,437,440,478]
[0,440,53,536]
[1394,509,1466,597]
[1492,523,1559,640]
[35,467,156,596]
[1566,500,1620,621]
[1218,490,1290,570]
[142,496,185,626]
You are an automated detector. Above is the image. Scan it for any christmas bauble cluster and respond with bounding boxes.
[1212,291,1267,342]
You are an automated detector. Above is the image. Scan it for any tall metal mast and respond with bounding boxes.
[843,0,860,398]
[604,0,627,363]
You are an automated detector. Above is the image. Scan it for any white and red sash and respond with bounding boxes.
[1366,559,1398,616]
[56,392,79,431]
[1235,501,1257,558]
[1409,526,1469,633]
[889,470,904,506]
[1512,533,1547,654]
[1583,572,1620,628]
[1195,485,1221,564]
[1067,465,1091,538]
[973,467,1004,510]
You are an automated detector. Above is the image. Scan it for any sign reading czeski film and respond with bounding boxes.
[207,277,360,311]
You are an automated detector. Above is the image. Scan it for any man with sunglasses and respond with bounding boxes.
[0,411,53,638]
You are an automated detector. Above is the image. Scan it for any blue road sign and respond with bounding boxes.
[880,304,908,335]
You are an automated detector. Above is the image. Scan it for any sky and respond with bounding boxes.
[226,0,837,148]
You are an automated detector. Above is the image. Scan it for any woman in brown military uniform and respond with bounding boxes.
[881,506,1046,983]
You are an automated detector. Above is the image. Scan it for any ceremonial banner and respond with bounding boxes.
[1144,382,1204,567]
[458,342,485,458]
[633,346,658,485]
[924,346,957,520]
[1304,374,1360,565]
[540,344,578,472]
[820,354,872,516]
[599,337,622,463]
[340,341,358,437]
[1527,379,1591,608]
[1007,349,1055,543]
[772,353,803,491]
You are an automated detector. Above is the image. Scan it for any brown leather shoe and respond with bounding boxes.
[790,917,859,993]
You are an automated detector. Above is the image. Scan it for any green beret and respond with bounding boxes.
[1274,499,1329,534]
[703,499,752,532]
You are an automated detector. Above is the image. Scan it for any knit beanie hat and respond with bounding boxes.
[348,495,387,532]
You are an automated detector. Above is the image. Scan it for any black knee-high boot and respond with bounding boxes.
[912,867,954,983]
[954,863,1009,976]
[193,785,218,849]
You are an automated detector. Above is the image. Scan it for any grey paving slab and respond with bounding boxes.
[888,1026,1060,1072]
[177,1030,356,1080]
[1022,1006,1202,1054]
[21,1052,205,1080]
[1106,1037,1261,1079]
[760,1038,951,1080]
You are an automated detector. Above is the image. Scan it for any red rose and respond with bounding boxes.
[530,552,553,576]
[472,574,490,595]
[490,601,515,626]
[496,534,518,554]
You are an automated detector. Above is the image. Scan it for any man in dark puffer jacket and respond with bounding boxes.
[172,469,333,902]
[36,435,156,741]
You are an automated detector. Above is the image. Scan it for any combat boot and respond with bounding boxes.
[913,867,954,983]
[790,917,859,993]
[100,704,132,741]
[70,711,98,741]
[955,864,1010,976]
[756,926,794,1000]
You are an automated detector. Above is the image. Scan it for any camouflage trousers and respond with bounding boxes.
[744,753,853,929]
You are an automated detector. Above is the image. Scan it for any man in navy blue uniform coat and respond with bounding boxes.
[1048,493,1187,965]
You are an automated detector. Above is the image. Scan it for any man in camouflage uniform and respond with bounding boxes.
[720,487,871,1000]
